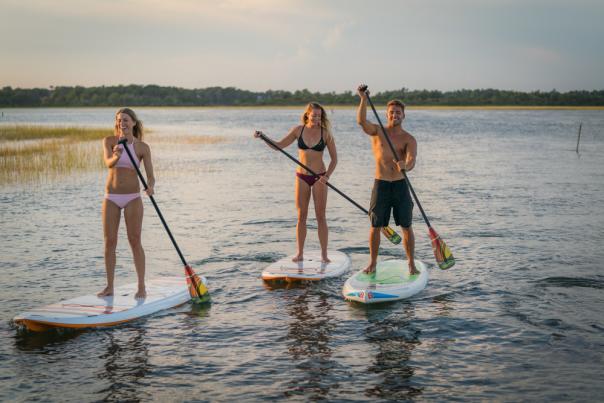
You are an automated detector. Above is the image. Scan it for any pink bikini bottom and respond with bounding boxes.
[105,193,141,209]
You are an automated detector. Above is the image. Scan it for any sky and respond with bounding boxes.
[1,0,603,92]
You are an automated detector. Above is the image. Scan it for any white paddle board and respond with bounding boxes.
[343,260,428,303]
[13,276,206,332]
[262,250,351,281]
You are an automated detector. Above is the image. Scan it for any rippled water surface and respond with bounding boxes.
[1,107,603,401]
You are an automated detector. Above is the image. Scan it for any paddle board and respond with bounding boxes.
[13,276,206,332]
[342,260,428,303]
[262,250,351,281]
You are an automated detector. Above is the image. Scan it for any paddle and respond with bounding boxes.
[360,86,455,270]
[256,131,402,245]
[118,138,210,302]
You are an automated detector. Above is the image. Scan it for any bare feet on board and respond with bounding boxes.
[97,287,114,297]
[363,263,377,275]
[135,287,147,299]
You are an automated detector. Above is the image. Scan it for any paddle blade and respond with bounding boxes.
[184,265,210,303]
[428,227,455,270]
[381,226,402,245]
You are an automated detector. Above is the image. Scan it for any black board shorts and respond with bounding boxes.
[369,179,413,228]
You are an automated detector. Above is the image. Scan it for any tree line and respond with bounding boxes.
[1,85,603,107]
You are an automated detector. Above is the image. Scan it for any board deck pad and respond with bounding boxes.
[353,262,419,284]
[13,276,206,332]
[262,250,351,281]
[343,260,428,303]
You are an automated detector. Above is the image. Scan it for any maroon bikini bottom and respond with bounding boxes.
[296,171,326,187]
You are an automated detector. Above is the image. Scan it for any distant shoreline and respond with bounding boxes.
[2,85,603,108]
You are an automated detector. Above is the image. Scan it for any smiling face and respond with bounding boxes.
[115,112,136,137]
[307,108,322,126]
[114,108,143,139]
[301,102,330,131]
[386,104,405,126]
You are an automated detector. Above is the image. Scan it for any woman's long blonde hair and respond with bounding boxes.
[114,108,144,140]
[300,102,333,144]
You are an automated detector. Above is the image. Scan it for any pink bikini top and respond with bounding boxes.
[115,141,141,169]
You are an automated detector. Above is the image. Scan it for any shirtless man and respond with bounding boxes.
[357,85,420,276]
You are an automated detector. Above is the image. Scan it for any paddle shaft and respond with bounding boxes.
[259,133,370,214]
[364,93,432,228]
[118,138,188,267]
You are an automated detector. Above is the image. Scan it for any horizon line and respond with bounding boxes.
[3,84,604,94]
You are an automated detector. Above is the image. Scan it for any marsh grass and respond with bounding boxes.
[0,126,110,184]
[0,125,227,185]
[0,125,110,142]
[0,141,106,183]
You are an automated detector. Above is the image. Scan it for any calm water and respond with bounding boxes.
[1,107,603,401]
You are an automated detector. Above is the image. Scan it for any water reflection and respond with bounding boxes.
[282,286,336,399]
[12,325,152,401]
[432,292,455,316]
[363,305,423,400]
[14,326,84,351]
[97,326,152,402]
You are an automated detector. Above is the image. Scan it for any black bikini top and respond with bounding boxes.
[297,125,326,152]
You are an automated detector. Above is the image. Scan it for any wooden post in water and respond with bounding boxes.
[575,122,582,154]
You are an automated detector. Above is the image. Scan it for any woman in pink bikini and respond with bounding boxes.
[254,102,337,263]
[98,108,155,299]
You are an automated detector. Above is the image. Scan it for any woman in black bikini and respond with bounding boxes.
[254,103,337,263]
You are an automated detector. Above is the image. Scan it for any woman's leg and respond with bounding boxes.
[99,199,121,296]
[312,181,330,263]
[124,197,146,298]
[293,177,312,262]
